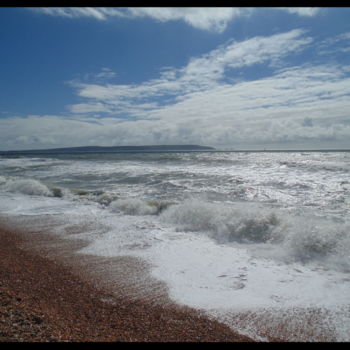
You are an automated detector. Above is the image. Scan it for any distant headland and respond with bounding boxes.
[0,145,216,155]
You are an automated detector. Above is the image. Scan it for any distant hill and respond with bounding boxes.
[0,145,215,155]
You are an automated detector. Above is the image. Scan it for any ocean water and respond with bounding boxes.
[1,151,349,341]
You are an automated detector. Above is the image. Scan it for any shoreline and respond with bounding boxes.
[0,224,255,342]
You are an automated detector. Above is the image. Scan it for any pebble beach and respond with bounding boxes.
[0,226,255,342]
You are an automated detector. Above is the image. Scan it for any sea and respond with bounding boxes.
[0,150,349,341]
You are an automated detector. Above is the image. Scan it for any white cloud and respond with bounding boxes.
[51,30,347,149]
[317,32,350,55]
[3,62,350,150]
[2,26,349,151]
[125,7,252,33]
[33,7,251,32]
[33,7,321,32]
[68,102,114,114]
[277,7,321,17]
[33,7,250,32]
[91,67,117,81]
[67,29,312,118]
[35,7,125,21]
[65,57,350,149]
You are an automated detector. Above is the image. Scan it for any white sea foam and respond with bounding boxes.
[159,199,350,271]
[1,151,350,341]
[160,199,283,243]
[2,178,52,197]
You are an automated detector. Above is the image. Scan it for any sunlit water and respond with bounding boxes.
[1,151,349,341]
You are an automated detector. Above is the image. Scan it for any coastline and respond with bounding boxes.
[0,224,255,342]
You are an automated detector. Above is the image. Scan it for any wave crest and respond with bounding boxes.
[160,199,350,270]
[109,198,176,216]
[3,178,53,197]
[161,199,282,244]
[285,220,350,268]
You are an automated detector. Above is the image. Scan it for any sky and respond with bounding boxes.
[1,7,350,151]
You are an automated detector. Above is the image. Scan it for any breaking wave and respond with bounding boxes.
[284,219,350,270]
[1,175,349,271]
[0,177,73,199]
[109,198,175,216]
[2,178,53,197]
[160,199,284,243]
[0,177,110,201]
[110,198,159,216]
[160,199,350,271]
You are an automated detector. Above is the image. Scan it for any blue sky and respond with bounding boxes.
[1,7,350,150]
